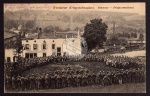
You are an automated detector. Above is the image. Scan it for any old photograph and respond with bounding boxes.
[4,3,146,93]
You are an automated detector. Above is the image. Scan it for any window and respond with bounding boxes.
[7,57,11,62]
[30,53,33,58]
[43,53,46,57]
[57,47,61,56]
[25,44,29,50]
[25,53,30,58]
[13,56,15,62]
[57,53,61,56]
[52,44,55,49]
[43,44,46,49]
[34,53,37,57]
[57,47,61,52]
[33,44,38,50]
[25,53,37,58]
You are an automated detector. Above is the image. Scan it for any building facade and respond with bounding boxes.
[22,39,65,58]
[22,30,83,58]
[22,36,83,58]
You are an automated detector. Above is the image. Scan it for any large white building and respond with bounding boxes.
[22,31,84,58]
[22,39,65,58]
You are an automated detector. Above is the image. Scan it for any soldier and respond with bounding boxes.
[56,74,61,89]
[30,75,36,90]
[21,76,26,90]
[11,75,16,90]
[67,74,71,87]
[17,75,21,90]
[102,74,109,86]
[41,75,45,89]
[24,76,28,90]
[75,74,80,87]
[38,76,43,90]
[5,75,11,90]
[96,73,100,85]
[45,74,49,89]
[61,73,66,88]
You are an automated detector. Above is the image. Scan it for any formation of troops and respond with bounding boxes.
[4,53,146,91]
[5,67,145,91]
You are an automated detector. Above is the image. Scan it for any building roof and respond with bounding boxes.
[4,31,18,39]
[38,32,54,39]
[25,33,38,39]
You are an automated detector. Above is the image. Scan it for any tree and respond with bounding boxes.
[14,35,24,61]
[24,20,35,29]
[106,36,120,45]
[43,26,55,33]
[83,18,108,50]
[4,19,18,30]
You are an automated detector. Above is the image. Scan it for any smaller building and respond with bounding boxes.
[4,31,19,63]
[5,49,17,63]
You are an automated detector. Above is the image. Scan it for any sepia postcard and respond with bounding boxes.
[4,3,146,93]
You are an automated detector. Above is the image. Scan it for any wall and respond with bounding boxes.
[5,49,16,62]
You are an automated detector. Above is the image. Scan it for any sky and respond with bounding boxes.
[4,3,145,15]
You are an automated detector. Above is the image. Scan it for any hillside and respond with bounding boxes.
[4,10,145,34]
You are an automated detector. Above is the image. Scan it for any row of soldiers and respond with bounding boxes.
[83,53,145,69]
[104,55,145,69]
[5,67,146,91]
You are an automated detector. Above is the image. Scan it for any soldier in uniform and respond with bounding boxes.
[45,74,49,89]
[102,72,111,86]
[17,75,21,90]
[75,74,80,87]
[24,76,28,90]
[61,73,66,88]
[5,75,12,90]
[20,76,25,90]
[11,75,16,90]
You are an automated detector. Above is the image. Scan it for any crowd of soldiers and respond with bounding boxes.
[83,54,145,69]
[5,67,146,91]
[104,55,145,69]
[4,53,146,91]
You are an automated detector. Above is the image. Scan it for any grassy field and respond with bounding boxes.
[6,83,146,93]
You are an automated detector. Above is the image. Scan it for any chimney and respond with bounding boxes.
[39,28,42,33]
[37,28,42,39]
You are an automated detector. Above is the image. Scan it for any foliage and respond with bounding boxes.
[106,36,127,45]
[43,26,55,33]
[24,20,36,29]
[83,18,108,50]
[4,19,18,30]
[14,35,23,54]
[116,32,137,39]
